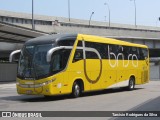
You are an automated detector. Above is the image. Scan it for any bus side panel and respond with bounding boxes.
[102,70,117,89]
[101,60,117,89]
[85,59,102,90]
[56,72,71,94]
[116,60,139,86]
[117,60,127,87]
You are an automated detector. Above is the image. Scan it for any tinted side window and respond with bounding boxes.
[108,44,118,59]
[142,48,148,59]
[85,41,108,59]
[123,46,131,60]
[139,48,145,60]
[139,48,148,60]
[77,40,82,47]
[131,47,139,60]
[86,51,98,59]
[117,45,124,60]
[51,49,71,74]
[73,49,83,63]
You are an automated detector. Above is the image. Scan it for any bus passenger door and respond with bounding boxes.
[85,51,102,90]
[84,59,101,90]
[69,49,91,91]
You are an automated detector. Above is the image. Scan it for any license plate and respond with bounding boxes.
[26,90,33,94]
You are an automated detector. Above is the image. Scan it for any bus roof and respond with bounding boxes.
[78,34,148,48]
[25,33,77,45]
[25,33,148,48]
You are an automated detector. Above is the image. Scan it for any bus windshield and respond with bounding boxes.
[17,44,71,79]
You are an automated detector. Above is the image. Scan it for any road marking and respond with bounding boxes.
[0,83,16,89]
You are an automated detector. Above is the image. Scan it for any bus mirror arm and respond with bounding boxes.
[46,46,73,63]
[9,50,21,62]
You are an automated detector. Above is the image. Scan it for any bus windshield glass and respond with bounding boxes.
[18,44,72,79]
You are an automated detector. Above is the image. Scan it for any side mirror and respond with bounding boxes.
[9,50,21,62]
[46,46,73,63]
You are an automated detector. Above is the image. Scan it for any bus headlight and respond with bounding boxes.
[42,78,56,86]
[17,78,56,88]
[16,82,20,85]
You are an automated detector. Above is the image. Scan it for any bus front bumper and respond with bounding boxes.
[16,80,63,96]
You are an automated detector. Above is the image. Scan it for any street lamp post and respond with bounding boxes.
[156,17,160,27]
[104,16,106,21]
[68,0,70,22]
[32,0,35,30]
[104,2,110,27]
[130,0,137,27]
[89,12,94,27]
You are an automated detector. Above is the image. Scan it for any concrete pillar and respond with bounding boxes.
[145,40,154,48]
[155,41,160,48]
[0,63,17,82]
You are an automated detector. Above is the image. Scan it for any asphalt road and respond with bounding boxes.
[0,81,160,120]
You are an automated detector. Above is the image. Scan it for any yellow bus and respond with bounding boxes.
[10,34,149,98]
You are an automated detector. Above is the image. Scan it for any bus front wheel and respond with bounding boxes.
[71,82,81,98]
[127,77,135,91]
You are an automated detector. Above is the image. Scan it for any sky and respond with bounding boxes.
[0,0,160,27]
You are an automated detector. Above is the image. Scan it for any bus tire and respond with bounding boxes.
[127,77,135,91]
[71,81,81,98]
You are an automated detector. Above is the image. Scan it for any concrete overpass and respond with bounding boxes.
[0,10,160,57]
[0,21,47,61]
[0,10,160,82]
